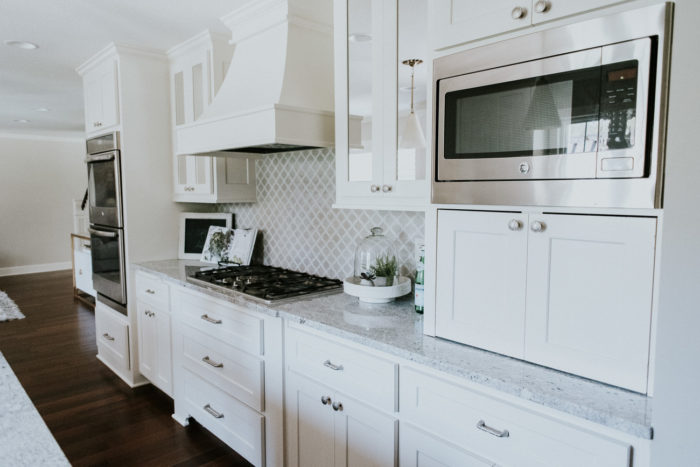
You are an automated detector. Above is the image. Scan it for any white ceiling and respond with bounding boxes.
[0,0,244,135]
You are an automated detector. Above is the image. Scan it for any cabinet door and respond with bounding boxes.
[431,0,531,50]
[174,155,213,196]
[137,301,157,382]
[524,214,657,392]
[335,392,397,467]
[84,74,102,133]
[98,59,120,129]
[400,423,495,467]
[435,210,528,358]
[286,372,338,467]
[530,0,629,25]
[154,310,172,396]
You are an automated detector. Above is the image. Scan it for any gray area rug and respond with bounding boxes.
[0,291,25,322]
[0,351,70,465]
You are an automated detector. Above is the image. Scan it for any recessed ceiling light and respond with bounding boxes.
[348,33,372,43]
[13,119,30,123]
[35,107,50,112]
[4,40,39,50]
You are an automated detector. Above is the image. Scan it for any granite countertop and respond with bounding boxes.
[135,259,653,439]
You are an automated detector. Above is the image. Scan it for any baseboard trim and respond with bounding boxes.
[0,261,72,277]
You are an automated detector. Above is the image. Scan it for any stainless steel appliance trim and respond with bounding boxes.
[85,153,116,163]
[87,149,124,228]
[90,225,127,306]
[431,3,673,209]
[86,132,120,155]
[437,48,601,182]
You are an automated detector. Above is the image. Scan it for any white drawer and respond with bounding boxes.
[180,324,264,411]
[286,324,397,413]
[174,288,263,356]
[400,367,631,467]
[135,270,169,308]
[95,302,130,373]
[182,368,264,467]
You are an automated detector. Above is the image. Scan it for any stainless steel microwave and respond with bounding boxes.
[432,3,672,208]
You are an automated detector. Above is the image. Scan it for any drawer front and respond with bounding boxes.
[135,271,169,308]
[180,324,264,411]
[95,303,130,372]
[400,367,631,467]
[182,368,264,467]
[286,325,397,413]
[400,423,496,467]
[175,288,263,356]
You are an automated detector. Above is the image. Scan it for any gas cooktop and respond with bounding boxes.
[186,265,343,304]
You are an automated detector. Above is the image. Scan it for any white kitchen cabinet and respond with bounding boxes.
[173,153,257,203]
[82,57,120,135]
[71,234,95,301]
[286,371,397,467]
[400,423,496,467]
[334,0,429,211]
[431,0,631,50]
[135,272,173,396]
[435,209,657,392]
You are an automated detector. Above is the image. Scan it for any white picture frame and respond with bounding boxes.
[178,212,233,259]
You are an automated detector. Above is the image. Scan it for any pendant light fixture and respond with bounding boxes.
[399,59,426,150]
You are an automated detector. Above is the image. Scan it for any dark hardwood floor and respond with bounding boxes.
[0,270,252,466]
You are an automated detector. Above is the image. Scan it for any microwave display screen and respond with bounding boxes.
[442,60,639,160]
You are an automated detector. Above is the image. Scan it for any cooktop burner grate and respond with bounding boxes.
[186,265,343,304]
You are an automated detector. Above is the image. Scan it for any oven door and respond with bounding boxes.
[436,39,650,181]
[89,225,127,306]
[87,150,123,228]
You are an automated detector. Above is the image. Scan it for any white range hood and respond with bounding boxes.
[176,0,335,155]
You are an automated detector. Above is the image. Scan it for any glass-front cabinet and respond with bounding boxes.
[334,0,428,210]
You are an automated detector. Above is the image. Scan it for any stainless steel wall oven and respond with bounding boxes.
[432,3,672,208]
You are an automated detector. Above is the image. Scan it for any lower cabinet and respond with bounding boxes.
[137,300,173,396]
[400,423,496,467]
[95,301,130,375]
[285,372,397,467]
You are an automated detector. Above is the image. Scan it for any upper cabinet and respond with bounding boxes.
[431,0,631,50]
[81,57,120,136]
[168,31,257,204]
[334,0,429,211]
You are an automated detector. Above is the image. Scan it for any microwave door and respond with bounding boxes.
[437,47,601,182]
[86,150,123,227]
[89,226,126,305]
[596,38,652,179]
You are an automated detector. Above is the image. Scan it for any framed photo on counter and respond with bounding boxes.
[178,212,234,259]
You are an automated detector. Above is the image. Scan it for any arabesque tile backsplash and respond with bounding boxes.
[217,148,425,280]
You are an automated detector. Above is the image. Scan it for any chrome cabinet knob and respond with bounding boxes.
[332,401,343,412]
[78,269,83,275]
[508,219,522,231]
[530,221,546,232]
[511,6,527,19]
[370,185,380,193]
[534,0,550,13]
[382,185,393,193]
[321,395,332,405]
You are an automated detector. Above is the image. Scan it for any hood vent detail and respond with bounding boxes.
[175,0,335,156]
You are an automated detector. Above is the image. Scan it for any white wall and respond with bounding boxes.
[0,134,86,275]
[650,0,700,465]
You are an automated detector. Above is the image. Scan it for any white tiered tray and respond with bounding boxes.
[343,276,412,304]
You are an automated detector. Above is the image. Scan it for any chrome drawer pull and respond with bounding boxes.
[321,395,332,405]
[201,314,222,324]
[332,401,343,412]
[202,356,223,368]
[476,420,509,438]
[323,360,344,371]
[203,404,224,419]
[102,333,115,341]
[145,289,155,294]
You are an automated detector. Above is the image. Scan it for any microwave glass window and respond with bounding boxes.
[88,160,118,208]
[347,0,374,182]
[598,60,639,151]
[443,66,601,159]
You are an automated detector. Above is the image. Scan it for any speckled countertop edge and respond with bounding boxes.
[134,260,653,439]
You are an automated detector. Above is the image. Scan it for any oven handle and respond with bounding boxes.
[85,153,116,163]
[88,228,118,238]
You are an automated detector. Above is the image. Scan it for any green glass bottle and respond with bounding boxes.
[415,243,425,314]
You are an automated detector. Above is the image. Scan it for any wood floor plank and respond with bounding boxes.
[0,270,252,466]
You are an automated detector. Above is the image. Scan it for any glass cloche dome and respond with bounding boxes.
[354,227,398,287]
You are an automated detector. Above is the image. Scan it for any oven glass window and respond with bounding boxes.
[88,159,117,208]
[443,61,639,160]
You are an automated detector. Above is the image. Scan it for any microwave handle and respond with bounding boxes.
[88,228,118,238]
[85,153,116,163]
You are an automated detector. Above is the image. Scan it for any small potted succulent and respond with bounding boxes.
[369,254,398,287]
